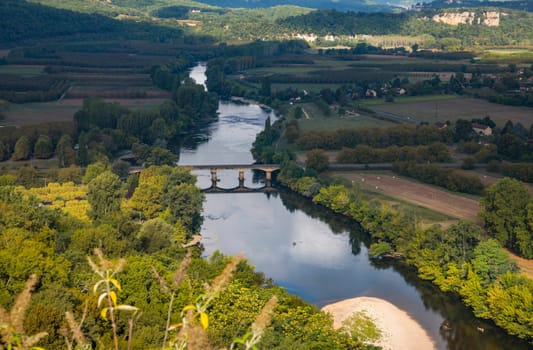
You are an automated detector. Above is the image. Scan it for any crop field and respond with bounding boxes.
[329,170,480,223]
[366,97,533,126]
[1,98,167,126]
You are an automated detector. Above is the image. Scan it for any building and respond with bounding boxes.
[472,123,492,136]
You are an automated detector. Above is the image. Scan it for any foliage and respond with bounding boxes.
[12,136,32,161]
[305,149,329,173]
[87,171,125,220]
[393,161,485,195]
[480,178,533,258]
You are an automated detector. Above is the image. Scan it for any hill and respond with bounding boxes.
[0,0,184,45]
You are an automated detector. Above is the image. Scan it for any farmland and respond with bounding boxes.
[329,170,480,223]
[364,97,533,126]
[1,98,167,127]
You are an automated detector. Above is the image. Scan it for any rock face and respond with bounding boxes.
[432,11,502,26]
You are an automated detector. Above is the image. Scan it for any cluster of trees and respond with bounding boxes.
[480,177,533,258]
[0,165,370,349]
[0,74,69,103]
[296,124,453,150]
[277,164,533,342]
[336,143,451,164]
[393,161,485,195]
[71,86,217,164]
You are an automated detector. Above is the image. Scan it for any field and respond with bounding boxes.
[1,98,167,126]
[296,102,394,132]
[365,97,533,126]
[0,65,45,75]
[329,170,481,223]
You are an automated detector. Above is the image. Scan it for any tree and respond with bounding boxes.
[145,147,178,166]
[12,136,32,161]
[136,218,174,253]
[480,178,530,256]
[55,134,76,168]
[260,78,271,97]
[471,239,517,287]
[33,135,53,159]
[83,162,107,184]
[77,131,89,166]
[162,183,204,232]
[305,149,329,173]
[0,140,7,161]
[87,171,124,220]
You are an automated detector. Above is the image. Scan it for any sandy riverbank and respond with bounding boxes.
[322,296,436,350]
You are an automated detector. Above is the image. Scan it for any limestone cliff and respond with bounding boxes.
[432,11,502,26]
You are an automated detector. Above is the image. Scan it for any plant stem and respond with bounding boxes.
[162,292,175,350]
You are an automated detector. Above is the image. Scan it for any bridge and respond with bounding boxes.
[129,164,281,193]
[189,164,280,192]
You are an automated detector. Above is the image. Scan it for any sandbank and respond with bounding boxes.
[322,296,436,350]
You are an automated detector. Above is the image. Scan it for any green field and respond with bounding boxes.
[296,102,394,131]
[363,96,533,126]
[0,65,45,75]
[359,186,456,224]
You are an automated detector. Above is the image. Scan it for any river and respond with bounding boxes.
[179,63,531,350]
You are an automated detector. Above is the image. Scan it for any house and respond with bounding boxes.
[472,123,492,136]
[435,121,447,129]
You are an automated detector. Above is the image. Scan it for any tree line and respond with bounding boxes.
[277,163,533,343]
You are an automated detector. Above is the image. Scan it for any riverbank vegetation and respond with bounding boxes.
[274,162,533,343]
[0,165,375,349]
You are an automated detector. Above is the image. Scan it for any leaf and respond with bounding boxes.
[182,305,196,313]
[115,305,138,312]
[109,278,122,291]
[100,308,108,321]
[167,323,183,331]
[109,291,117,307]
[199,312,209,329]
[97,293,108,308]
[93,280,106,294]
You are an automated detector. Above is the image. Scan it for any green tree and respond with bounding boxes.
[87,171,125,220]
[305,149,329,173]
[145,147,178,167]
[162,183,204,232]
[136,218,174,253]
[33,135,53,159]
[55,134,76,168]
[83,162,107,184]
[471,239,517,287]
[480,178,530,256]
[77,131,89,166]
[12,136,32,161]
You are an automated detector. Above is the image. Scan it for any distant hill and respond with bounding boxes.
[0,0,183,45]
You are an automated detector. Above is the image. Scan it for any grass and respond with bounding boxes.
[0,65,45,75]
[359,186,456,224]
[296,102,394,132]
